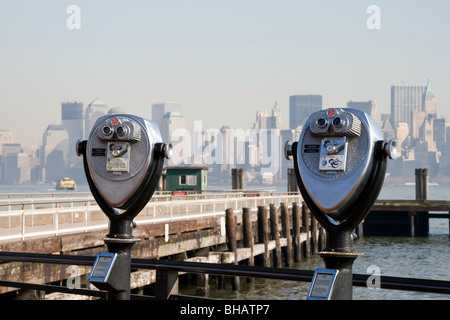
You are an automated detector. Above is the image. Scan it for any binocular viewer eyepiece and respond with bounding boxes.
[77,114,172,216]
[285,108,397,224]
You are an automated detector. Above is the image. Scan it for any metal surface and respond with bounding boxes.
[286,108,397,299]
[296,108,382,218]
[307,268,339,300]
[77,114,172,300]
[84,114,163,209]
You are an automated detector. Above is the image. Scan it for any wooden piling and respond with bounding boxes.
[238,168,246,190]
[225,208,239,290]
[409,211,415,237]
[257,206,270,267]
[280,202,293,267]
[311,214,318,254]
[415,168,428,201]
[292,203,302,261]
[243,208,254,266]
[243,207,254,283]
[302,202,311,258]
[270,204,282,268]
[319,225,326,251]
[196,273,209,296]
[231,168,238,190]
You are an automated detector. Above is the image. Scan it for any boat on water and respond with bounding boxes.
[56,178,76,190]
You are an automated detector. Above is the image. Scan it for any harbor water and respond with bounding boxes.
[185,185,450,300]
[0,184,449,300]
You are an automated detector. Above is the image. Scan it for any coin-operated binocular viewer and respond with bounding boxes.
[285,108,396,300]
[76,114,172,299]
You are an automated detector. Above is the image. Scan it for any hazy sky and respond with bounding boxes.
[1,0,449,148]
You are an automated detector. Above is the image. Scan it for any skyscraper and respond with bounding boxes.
[84,99,108,138]
[160,111,187,165]
[390,79,435,130]
[152,102,182,128]
[40,125,69,183]
[347,100,378,123]
[289,95,322,130]
[61,101,83,158]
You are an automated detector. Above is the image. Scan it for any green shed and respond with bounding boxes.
[165,166,209,191]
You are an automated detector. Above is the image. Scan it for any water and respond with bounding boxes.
[1,183,449,300]
[184,184,450,300]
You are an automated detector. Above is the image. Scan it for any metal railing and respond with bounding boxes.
[0,252,448,300]
[0,191,301,241]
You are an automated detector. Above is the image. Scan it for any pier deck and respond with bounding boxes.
[0,191,448,299]
[0,191,326,298]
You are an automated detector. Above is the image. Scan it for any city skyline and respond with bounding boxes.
[1,1,450,149]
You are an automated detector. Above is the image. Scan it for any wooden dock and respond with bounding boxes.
[0,190,448,299]
[0,192,328,299]
[365,199,450,237]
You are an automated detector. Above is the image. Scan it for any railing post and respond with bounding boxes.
[155,270,179,300]
[84,201,88,231]
[55,205,59,236]
[21,204,25,240]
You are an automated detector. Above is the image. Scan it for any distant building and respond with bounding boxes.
[390,79,435,132]
[347,100,378,124]
[267,102,282,130]
[61,101,84,158]
[165,166,208,192]
[289,95,322,130]
[40,125,69,183]
[108,107,125,115]
[390,79,441,172]
[433,118,446,151]
[254,102,282,130]
[253,110,268,130]
[1,143,23,184]
[152,102,182,128]
[84,99,108,138]
[391,85,426,129]
[0,129,14,156]
[160,111,187,165]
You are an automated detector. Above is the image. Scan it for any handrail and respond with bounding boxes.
[0,191,300,208]
[0,252,448,298]
[0,193,301,241]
